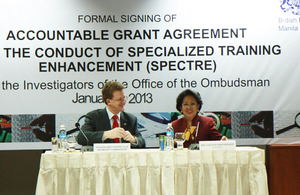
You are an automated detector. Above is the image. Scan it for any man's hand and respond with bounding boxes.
[103,127,125,140]
[123,131,137,143]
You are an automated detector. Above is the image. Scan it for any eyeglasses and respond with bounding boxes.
[182,103,198,108]
[111,96,128,102]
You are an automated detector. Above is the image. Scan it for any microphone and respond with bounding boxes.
[75,115,86,129]
[195,119,201,143]
[75,115,89,145]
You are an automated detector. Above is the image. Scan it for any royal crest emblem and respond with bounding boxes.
[280,0,300,15]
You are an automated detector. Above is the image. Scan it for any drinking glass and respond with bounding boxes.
[67,135,77,152]
[174,132,185,150]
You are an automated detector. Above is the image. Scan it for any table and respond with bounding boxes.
[36,147,268,195]
[266,144,300,195]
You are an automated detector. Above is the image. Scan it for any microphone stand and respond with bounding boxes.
[189,119,201,150]
[195,120,200,144]
[75,115,93,152]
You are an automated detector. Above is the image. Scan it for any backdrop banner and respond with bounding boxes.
[1,0,300,149]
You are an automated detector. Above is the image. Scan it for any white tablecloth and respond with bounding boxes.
[36,147,268,195]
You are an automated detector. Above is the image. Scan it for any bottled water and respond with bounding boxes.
[165,123,174,150]
[58,125,67,152]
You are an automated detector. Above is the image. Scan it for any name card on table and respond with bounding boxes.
[199,140,236,150]
[93,143,131,152]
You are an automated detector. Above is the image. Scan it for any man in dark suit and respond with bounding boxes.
[77,81,145,148]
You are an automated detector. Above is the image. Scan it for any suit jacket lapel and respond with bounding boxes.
[99,109,112,130]
[120,112,128,129]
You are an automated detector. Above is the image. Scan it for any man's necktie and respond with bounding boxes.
[112,115,119,143]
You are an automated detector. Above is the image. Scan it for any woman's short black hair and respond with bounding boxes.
[176,89,203,112]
